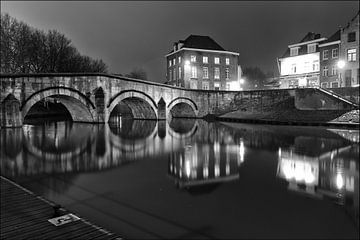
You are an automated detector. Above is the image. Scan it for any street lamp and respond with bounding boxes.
[337,60,345,87]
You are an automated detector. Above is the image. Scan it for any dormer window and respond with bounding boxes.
[290,47,299,56]
[307,44,316,53]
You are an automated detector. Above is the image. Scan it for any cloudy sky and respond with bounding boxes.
[1,1,358,82]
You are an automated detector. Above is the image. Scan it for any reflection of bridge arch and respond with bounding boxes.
[168,120,199,139]
[167,97,198,118]
[107,90,158,120]
[22,124,96,161]
[21,87,95,122]
[108,122,158,152]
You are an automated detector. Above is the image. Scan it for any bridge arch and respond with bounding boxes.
[167,97,198,118]
[21,87,95,122]
[107,90,158,120]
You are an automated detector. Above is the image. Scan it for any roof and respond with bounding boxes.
[168,35,225,54]
[319,29,341,46]
[280,32,324,58]
[299,32,322,43]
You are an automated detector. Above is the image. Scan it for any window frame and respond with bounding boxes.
[214,57,220,64]
[191,55,196,62]
[323,66,328,76]
[203,67,209,79]
[332,48,338,58]
[323,50,329,60]
[191,66,197,78]
[214,67,220,79]
[347,48,357,62]
[203,56,208,64]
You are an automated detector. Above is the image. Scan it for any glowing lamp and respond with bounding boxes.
[239,78,245,84]
[337,60,345,69]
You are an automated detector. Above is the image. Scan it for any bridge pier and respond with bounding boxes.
[0,94,23,128]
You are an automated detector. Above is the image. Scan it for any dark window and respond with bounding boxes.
[348,32,356,42]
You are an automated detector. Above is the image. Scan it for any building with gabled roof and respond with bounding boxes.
[278,32,327,88]
[165,35,242,91]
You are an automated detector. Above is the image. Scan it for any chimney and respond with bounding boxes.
[173,42,178,52]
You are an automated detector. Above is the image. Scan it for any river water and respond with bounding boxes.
[1,118,359,239]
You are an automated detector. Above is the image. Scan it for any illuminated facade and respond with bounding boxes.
[165,35,242,91]
[278,32,326,88]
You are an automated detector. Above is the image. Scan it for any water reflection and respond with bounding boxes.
[0,119,359,231]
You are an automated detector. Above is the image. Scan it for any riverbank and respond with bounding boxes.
[218,109,359,128]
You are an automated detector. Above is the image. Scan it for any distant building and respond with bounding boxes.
[165,35,242,91]
[318,30,341,88]
[278,32,326,88]
[339,11,359,87]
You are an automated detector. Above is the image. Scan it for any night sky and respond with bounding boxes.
[1,1,359,82]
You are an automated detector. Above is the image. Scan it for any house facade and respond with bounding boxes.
[278,32,326,88]
[165,35,241,91]
[318,30,341,88]
[339,12,359,87]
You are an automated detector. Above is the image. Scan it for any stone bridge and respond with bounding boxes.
[0,73,357,128]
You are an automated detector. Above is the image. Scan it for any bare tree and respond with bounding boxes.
[0,13,108,74]
[126,67,147,80]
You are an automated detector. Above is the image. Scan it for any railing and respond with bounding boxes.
[314,86,359,108]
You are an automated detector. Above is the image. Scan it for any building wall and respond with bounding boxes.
[279,52,321,88]
[166,50,239,90]
[339,14,359,87]
[319,43,340,88]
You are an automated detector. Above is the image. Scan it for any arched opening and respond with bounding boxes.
[109,97,157,121]
[23,95,94,124]
[170,102,196,118]
[24,97,72,124]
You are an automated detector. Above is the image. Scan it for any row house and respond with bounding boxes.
[279,11,359,89]
[165,35,242,91]
[277,32,326,88]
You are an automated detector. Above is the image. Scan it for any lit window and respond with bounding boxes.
[202,82,209,90]
[173,59,176,65]
[348,32,356,42]
[226,83,230,90]
[203,56,208,64]
[290,48,298,56]
[191,66,197,78]
[304,62,310,72]
[331,82,339,88]
[323,66,328,76]
[191,55,196,62]
[331,66,337,76]
[178,67,182,79]
[214,67,220,79]
[321,82,328,88]
[291,64,296,73]
[225,68,229,79]
[203,67,209,79]
[214,57,220,64]
[169,60,172,67]
[214,82,220,90]
[323,50,329,60]
[347,49,356,62]
[178,56,181,63]
[307,44,316,53]
[332,48,338,58]
[313,60,319,71]
[226,58,230,65]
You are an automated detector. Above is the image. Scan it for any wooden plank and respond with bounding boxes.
[0,176,121,240]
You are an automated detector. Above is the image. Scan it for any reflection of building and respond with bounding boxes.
[168,140,245,188]
[278,32,326,88]
[277,146,359,226]
[165,35,241,90]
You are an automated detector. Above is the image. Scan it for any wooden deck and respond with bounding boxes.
[0,176,122,240]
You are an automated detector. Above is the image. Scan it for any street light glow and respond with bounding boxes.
[239,78,245,84]
[337,60,345,69]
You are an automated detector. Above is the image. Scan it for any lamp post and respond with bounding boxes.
[337,60,345,87]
